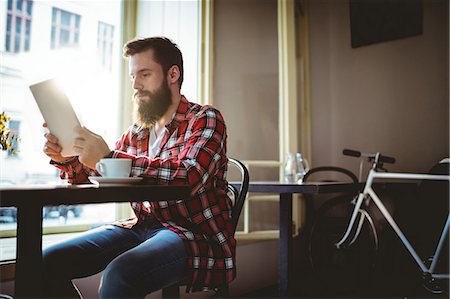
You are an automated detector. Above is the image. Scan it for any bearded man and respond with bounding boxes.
[42,37,235,298]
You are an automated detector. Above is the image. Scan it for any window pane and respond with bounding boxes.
[97,29,101,48]
[5,32,11,52]
[6,15,12,52]
[25,18,31,34]
[15,16,21,34]
[0,207,16,229]
[16,0,23,12]
[51,26,55,48]
[25,36,30,51]
[26,0,33,16]
[14,17,22,52]
[60,28,69,46]
[249,199,278,231]
[7,0,13,10]
[6,15,12,33]
[75,15,80,29]
[52,7,57,23]
[42,203,116,228]
[60,10,70,26]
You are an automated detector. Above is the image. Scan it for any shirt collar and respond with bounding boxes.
[166,95,189,130]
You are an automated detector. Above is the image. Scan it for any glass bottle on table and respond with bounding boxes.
[283,152,296,183]
[295,152,310,183]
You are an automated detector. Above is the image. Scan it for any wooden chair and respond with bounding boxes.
[161,158,249,298]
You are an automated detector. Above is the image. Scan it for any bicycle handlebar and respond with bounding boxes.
[343,149,396,164]
[342,149,361,158]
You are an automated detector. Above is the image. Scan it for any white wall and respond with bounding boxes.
[308,0,449,174]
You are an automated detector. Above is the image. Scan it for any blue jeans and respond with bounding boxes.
[42,221,187,298]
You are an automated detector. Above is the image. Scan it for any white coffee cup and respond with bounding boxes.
[95,158,132,178]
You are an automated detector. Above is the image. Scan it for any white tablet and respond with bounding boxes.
[29,79,81,157]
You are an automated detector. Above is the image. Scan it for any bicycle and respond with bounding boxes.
[307,149,395,295]
[308,150,449,296]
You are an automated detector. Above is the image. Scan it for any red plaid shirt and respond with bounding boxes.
[53,96,236,292]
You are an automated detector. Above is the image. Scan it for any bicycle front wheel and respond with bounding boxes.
[308,194,379,296]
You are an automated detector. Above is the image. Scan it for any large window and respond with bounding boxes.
[0,0,203,261]
[51,7,81,49]
[5,0,33,53]
[0,1,123,255]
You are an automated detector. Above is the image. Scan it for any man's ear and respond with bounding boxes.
[167,65,180,84]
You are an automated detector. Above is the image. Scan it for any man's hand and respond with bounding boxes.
[43,123,75,163]
[73,126,111,169]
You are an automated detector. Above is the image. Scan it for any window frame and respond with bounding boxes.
[5,0,33,53]
[50,7,81,49]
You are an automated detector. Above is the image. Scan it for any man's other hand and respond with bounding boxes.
[43,123,75,164]
[73,126,111,169]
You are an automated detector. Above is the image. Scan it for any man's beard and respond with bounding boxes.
[134,79,172,127]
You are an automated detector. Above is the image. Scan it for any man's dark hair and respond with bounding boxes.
[123,37,184,88]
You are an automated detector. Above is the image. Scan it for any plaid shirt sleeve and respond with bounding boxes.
[51,158,97,183]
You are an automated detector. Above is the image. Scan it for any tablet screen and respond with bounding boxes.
[29,79,81,157]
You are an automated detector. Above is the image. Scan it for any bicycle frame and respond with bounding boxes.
[336,169,450,280]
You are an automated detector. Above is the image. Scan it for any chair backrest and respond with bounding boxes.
[303,166,358,184]
[227,158,249,235]
[301,166,358,227]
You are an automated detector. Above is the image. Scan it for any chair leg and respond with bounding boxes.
[162,284,180,298]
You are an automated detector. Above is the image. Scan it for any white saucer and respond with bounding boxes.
[88,176,143,185]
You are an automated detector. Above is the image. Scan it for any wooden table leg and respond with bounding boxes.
[15,203,43,298]
[279,193,292,298]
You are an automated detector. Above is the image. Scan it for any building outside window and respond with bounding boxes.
[97,21,115,71]
[5,0,33,53]
[51,7,81,49]
[0,1,122,248]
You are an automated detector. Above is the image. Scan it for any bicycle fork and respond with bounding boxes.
[335,192,366,249]
[335,170,376,249]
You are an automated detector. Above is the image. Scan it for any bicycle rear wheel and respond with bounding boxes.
[308,194,379,296]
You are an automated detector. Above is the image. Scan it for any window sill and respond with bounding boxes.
[235,230,279,245]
